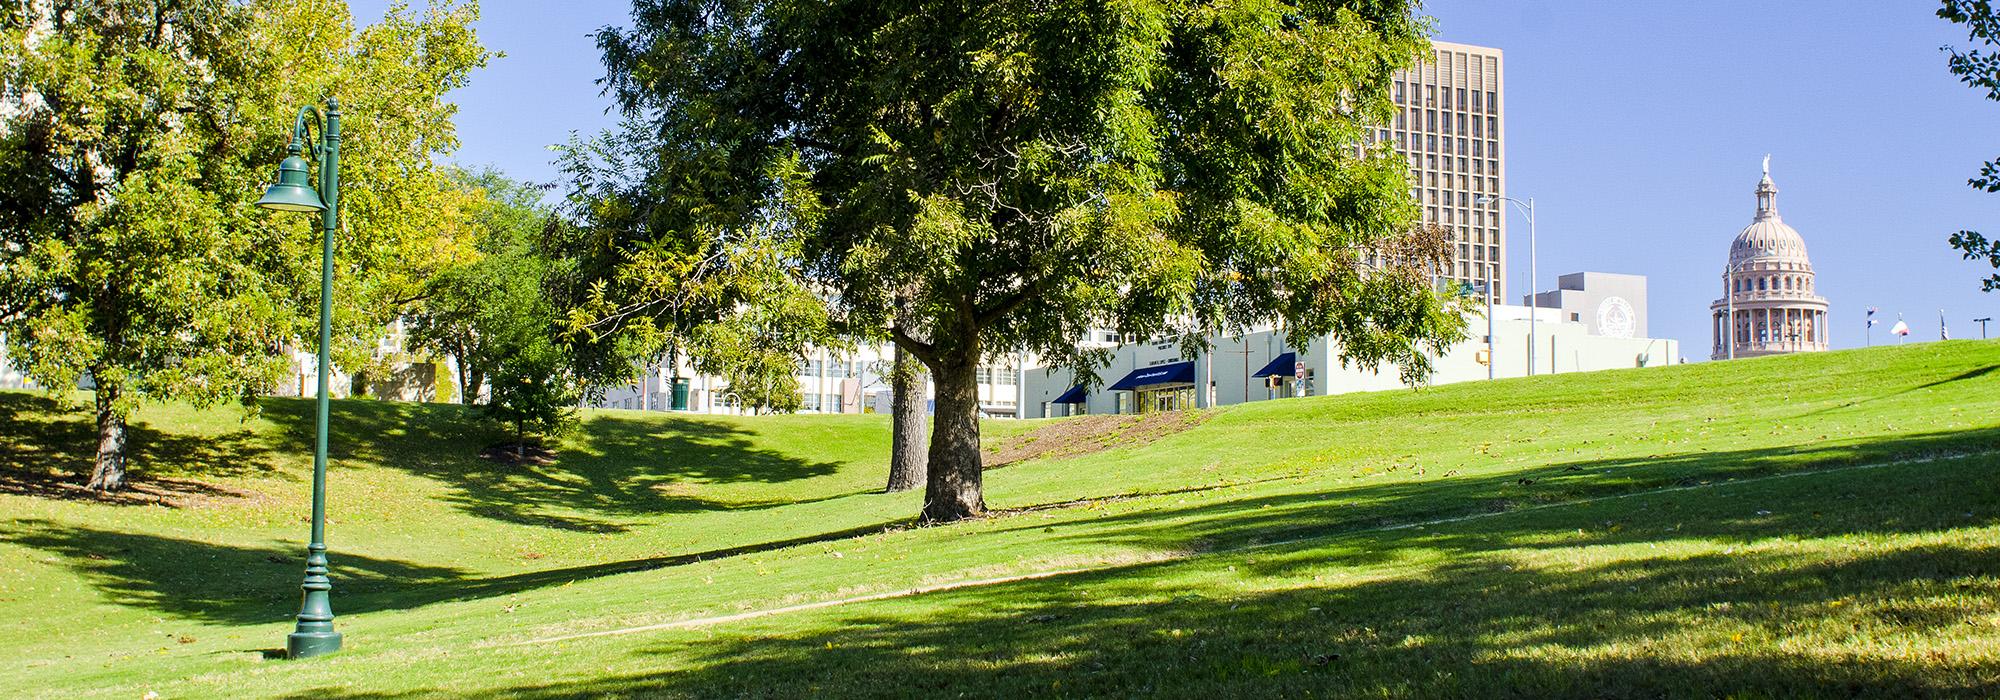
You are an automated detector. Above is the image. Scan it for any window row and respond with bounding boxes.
[1732,274,1815,294]
[799,393,848,412]
[1394,133,1499,159]
[1393,110,1498,140]
[801,359,867,379]
[1392,83,1499,114]
[1401,148,1502,177]
[1456,244,1502,263]
[1425,206,1502,229]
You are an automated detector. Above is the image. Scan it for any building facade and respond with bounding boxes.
[1709,160,1829,359]
[1379,40,1507,297]
[1526,271,1648,339]
[1023,272,1680,419]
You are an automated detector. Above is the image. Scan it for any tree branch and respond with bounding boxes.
[889,324,939,367]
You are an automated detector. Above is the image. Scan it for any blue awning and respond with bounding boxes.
[1108,361,1197,391]
[1052,384,1088,404]
[1251,352,1297,378]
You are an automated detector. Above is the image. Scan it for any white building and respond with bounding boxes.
[1022,273,1679,418]
[590,342,1026,418]
[0,332,34,390]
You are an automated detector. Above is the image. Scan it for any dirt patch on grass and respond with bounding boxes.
[984,410,1212,469]
[480,443,558,466]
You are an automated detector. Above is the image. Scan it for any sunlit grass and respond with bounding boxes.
[2,341,1998,697]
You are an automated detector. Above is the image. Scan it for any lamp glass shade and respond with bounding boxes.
[256,155,325,213]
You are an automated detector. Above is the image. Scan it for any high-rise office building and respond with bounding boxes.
[1374,40,1506,297]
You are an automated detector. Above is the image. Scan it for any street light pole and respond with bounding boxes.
[255,98,344,660]
[1478,195,1537,375]
[1977,317,1992,340]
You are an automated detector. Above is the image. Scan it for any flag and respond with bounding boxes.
[1941,309,1950,340]
[1867,307,1878,328]
[1890,319,1910,336]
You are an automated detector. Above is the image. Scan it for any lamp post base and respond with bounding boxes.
[287,631,342,659]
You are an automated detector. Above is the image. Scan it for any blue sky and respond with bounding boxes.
[353,0,2000,356]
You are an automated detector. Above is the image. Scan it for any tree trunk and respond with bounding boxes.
[886,344,928,492]
[457,357,478,406]
[86,382,128,491]
[468,370,486,405]
[920,354,984,523]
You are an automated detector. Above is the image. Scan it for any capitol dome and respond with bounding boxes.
[1728,174,1811,265]
[1709,158,1829,360]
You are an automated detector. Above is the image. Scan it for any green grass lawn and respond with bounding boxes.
[2,341,1998,698]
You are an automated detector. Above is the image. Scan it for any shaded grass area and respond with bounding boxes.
[1,341,1998,697]
[272,452,2000,699]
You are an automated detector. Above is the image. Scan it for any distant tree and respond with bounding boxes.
[482,316,580,459]
[406,168,550,405]
[1942,0,2000,290]
[0,0,489,490]
[591,0,1465,523]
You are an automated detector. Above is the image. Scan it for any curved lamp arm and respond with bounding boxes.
[289,105,325,160]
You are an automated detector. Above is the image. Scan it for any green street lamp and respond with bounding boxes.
[256,98,343,659]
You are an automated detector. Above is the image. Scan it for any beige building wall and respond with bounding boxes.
[1376,40,1506,298]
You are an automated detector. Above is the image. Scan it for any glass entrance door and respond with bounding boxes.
[1137,387,1195,414]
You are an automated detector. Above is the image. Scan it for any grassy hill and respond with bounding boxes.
[1,341,1997,698]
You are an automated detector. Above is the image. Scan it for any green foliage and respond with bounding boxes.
[585,0,1467,518]
[404,167,581,442]
[0,0,490,476]
[405,167,550,405]
[553,132,833,416]
[1941,0,2000,290]
[482,327,579,446]
[591,0,1461,378]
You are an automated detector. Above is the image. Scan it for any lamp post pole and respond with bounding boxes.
[1485,266,1496,380]
[1478,195,1537,374]
[255,98,343,659]
[1976,317,1992,340]
[1527,198,1537,375]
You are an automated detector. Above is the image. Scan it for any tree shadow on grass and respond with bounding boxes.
[285,463,2000,699]
[0,516,903,627]
[1003,425,2000,562]
[0,392,285,506]
[255,401,853,533]
[1,519,475,626]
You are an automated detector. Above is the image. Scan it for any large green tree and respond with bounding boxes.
[589,0,1464,522]
[0,0,489,490]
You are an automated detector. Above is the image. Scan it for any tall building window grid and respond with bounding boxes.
[1388,45,1502,291]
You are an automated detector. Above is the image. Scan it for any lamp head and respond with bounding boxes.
[1475,195,1496,204]
[256,155,325,213]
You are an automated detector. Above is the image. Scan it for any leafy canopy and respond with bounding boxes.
[590,0,1463,386]
[0,0,490,416]
[1942,0,2000,291]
